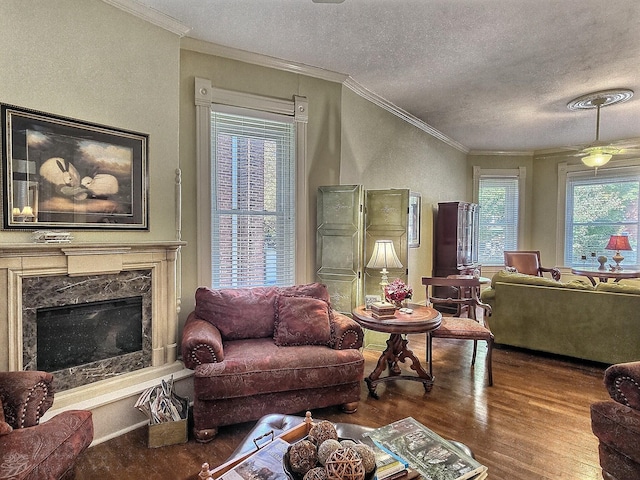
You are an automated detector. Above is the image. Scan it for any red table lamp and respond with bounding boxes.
[605,234,632,270]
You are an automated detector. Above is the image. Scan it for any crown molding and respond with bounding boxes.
[343,78,469,154]
[468,150,534,156]
[181,37,349,84]
[101,0,191,37]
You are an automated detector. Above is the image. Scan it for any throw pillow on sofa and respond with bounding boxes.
[274,295,332,346]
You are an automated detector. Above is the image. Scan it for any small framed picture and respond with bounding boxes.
[365,294,381,310]
[408,192,421,248]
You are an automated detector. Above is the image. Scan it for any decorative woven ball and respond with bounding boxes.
[340,440,357,449]
[308,421,339,445]
[318,439,342,465]
[289,440,320,474]
[352,444,376,474]
[324,448,365,480]
[304,466,328,480]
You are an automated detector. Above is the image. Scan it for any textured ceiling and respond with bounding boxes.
[136,0,640,153]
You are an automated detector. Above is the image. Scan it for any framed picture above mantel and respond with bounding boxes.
[1,104,148,230]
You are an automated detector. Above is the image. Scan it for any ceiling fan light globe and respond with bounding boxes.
[581,152,612,168]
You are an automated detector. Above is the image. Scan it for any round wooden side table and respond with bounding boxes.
[352,304,442,399]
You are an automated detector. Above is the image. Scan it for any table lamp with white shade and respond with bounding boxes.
[366,239,403,303]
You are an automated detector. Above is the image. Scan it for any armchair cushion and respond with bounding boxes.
[195,286,277,341]
[274,295,332,347]
[0,401,11,436]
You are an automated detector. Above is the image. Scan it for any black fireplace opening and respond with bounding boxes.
[36,296,143,372]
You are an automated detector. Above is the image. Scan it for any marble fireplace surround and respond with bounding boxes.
[0,241,191,443]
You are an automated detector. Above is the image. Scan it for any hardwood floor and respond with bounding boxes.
[72,335,610,479]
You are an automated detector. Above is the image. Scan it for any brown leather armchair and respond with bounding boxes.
[0,371,93,480]
[591,361,640,480]
[503,250,561,281]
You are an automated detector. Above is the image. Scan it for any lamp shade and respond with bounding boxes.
[605,234,632,252]
[366,240,403,269]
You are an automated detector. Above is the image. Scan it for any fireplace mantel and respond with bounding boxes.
[0,241,190,444]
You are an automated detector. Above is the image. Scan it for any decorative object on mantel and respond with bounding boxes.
[605,234,633,270]
[32,230,73,243]
[1,103,148,230]
[384,278,413,309]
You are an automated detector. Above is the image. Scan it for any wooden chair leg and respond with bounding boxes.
[427,333,434,378]
[486,338,494,386]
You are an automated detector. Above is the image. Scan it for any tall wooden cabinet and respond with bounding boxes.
[316,186,409,315]
[433,201,479,277]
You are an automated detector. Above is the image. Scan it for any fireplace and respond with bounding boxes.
[0,241,186,443]
[22,270,153,391]
[37,296,143,372]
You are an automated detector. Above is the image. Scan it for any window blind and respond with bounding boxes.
[210,109,295,288]
[478,176,519,265]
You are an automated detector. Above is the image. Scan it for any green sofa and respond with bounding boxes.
[480,270,640,364]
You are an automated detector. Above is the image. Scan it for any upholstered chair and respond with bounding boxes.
[0,371,94,480]
[591,361,640,479]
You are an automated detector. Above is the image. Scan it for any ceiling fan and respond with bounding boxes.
[538,88,640,168]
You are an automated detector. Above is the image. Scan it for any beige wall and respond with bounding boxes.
[340,89,469,303]
[0,0,181,244]
[178,46,344,319]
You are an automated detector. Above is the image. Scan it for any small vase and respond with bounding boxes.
[392,299,404,309]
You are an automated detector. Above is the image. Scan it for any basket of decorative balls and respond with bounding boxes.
[283,420,377,480]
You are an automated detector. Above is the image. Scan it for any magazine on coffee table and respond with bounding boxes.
[364,417,487,480]
[219,437,289,480]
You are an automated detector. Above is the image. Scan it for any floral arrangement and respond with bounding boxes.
[384,278,413,307]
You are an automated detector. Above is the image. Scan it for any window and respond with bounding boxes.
[564,166,640,267]
[473,167,524,266]
[194,78,308,289]
[211,109,295,288]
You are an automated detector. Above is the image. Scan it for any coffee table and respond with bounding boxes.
[352,304,442,398]
[225,413,474,463]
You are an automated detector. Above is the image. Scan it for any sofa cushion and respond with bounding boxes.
[194,286,278,340]
[194,338,364,400]
[490,270,594,290]
[596,282,640,295]
[274,295,332,346]
[279,283,332,304]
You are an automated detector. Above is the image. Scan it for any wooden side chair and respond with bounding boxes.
[503,250,561,280]
[421,277,494,386]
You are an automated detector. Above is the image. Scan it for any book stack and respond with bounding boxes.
[365,417,488,480]
[370,301,397,320]
[368,440,410,480]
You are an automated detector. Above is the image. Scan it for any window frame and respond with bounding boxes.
[195,78,308,288]
[558,160,640,267]
[473,166,526,266]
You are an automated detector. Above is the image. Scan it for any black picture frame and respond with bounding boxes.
[1,104,148,230]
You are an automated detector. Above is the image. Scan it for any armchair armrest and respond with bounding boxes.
[604,361,640,410]
[0,371,54,428]
[331,311,363,350]
[540,266,561,281]
[181,312,225,369]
